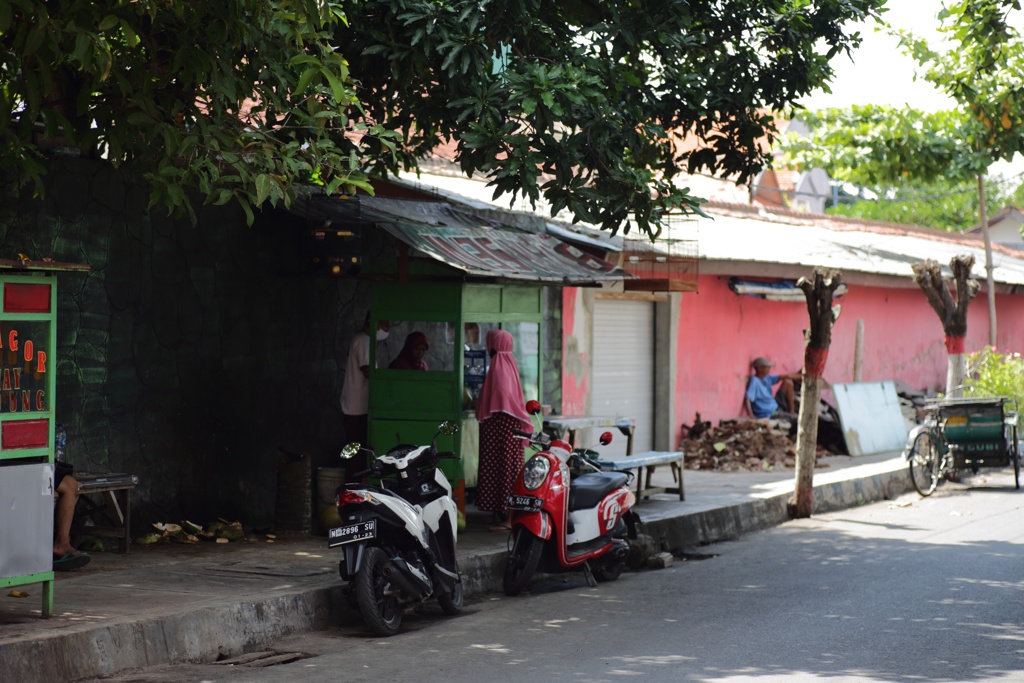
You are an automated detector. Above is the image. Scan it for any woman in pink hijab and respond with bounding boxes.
[475,329,532,531]
[389,331,429,371]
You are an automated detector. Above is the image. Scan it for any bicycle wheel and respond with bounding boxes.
[909,430,941,496]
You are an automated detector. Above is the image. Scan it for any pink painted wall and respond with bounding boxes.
[561,287,589,415]
[674,274,1024,440]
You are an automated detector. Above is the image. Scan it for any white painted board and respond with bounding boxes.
[832,381,909,456]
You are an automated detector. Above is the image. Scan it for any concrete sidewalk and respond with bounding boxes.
[1,452,912,683]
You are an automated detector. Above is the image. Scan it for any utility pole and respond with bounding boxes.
[977,175,997,347]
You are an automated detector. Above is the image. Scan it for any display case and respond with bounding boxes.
[0,267,61,617]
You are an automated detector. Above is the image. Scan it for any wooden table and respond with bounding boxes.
[72,472,139,554]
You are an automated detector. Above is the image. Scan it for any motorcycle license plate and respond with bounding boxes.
[328,520,376,548]
[507,495,543,512]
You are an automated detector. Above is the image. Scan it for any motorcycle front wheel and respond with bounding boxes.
[503,527,543,596]
[356,547,403,636]
[436,559,464,615]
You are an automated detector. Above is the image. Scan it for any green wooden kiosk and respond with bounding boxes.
[352,197,624,512]
[0,262,85,617]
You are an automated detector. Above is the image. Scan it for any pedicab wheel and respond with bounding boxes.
[436,560,464,615]
[356,547,402,636]
[909,431,941,497]
[503,527,543,596]
[1012,426,1020,490]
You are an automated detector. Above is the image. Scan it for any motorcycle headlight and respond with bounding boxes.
[522,456,550,490]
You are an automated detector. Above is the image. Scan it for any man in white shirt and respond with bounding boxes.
[341,312,389,470]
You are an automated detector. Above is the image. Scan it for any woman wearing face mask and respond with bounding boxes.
[341,312,389,471]
[475,329,532,532]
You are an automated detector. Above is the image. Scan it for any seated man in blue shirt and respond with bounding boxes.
[743,357,801,422]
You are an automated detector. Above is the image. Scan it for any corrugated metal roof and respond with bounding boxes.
[375,172,1024,288]
[357,198,629,285]
[286,193,627,284]
[684,203,1024,287]
[391,171,626,252]
[376,222,627,285]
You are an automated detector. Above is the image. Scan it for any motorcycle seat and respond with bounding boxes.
[568,471,630,511]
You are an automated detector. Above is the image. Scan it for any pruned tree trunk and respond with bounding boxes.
[789,268,842,519]
[911,256,979,398]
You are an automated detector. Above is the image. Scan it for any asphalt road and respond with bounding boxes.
[87,469,1024,683]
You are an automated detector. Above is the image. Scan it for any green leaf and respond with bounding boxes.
[98,15,119,31]
[294,66,319,96]
[321,66,346,104]
[254,174,275,206]
[238,196,255,227]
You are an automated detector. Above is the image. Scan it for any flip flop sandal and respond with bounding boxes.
[53,551,91,571]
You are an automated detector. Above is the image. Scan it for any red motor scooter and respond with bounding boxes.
[502,401,641,596]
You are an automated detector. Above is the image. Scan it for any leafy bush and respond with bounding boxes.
[964,347,1024,427]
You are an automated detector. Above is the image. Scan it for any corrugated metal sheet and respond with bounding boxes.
[377,221,626,284]
[390,172,625,251]
[690,205,1024,286]
[287,193,627,284]
[382,172,1024,287]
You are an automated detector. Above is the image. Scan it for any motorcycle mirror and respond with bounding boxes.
[437,420,459,436]
[339,442,361,460]
[599,431,613,446]
[525,400,542,415]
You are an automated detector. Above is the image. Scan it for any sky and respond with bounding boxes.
[799,2,950,112]
[798,1,1024,179]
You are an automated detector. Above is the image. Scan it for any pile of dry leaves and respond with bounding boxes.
[680,418,830,472]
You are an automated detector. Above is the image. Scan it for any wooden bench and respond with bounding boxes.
[594,451,685,501]
[71,472,139,554]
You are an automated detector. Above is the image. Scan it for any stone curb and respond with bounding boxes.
[6,586,345,683]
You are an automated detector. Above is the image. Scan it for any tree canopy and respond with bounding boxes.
[1,0,885,234]
[780,1,1024,202]
[825,173,1024,231]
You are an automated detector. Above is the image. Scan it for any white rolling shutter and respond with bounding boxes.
[591,298,655,458]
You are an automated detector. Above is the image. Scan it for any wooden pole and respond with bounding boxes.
[853,319,864,382]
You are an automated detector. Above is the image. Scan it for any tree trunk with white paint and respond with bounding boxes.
[947,354,966,399]
[911,256,979,398]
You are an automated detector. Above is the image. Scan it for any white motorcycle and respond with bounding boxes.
[330,421,463,636]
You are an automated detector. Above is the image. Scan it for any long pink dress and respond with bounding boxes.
[475,330,532,515]
[475,412,525,514]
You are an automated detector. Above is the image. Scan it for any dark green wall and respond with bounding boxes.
[0,159,365,531]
